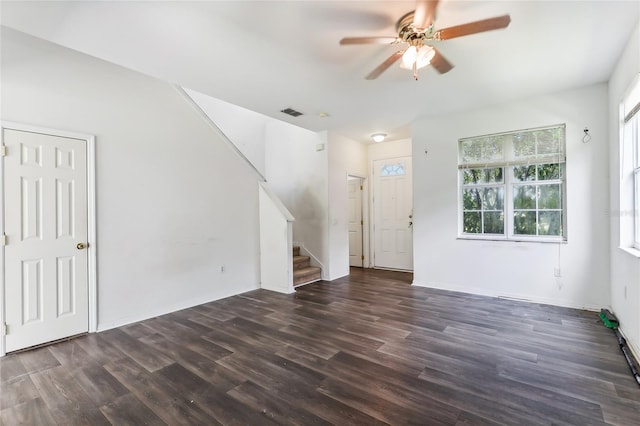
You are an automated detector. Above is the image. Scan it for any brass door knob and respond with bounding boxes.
[77,243,88,250]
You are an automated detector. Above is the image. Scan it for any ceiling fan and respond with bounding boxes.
[340,0,511,80]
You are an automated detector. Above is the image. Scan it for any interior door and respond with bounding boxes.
[348,177,363,267]
[4,129,89,352]
[373,157,413,270]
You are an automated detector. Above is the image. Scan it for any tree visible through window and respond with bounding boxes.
[462,168,504,234]
[458,125,566,241]
[513,163,564,236]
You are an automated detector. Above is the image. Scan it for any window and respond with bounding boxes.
[621,76,640,249]
[630,111,640,249]
[380,162,405,176]
[458,125,566,241]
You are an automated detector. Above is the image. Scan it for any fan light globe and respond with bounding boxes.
[371,133,387,143]
[401,46,417,68]
[416,45,435,68]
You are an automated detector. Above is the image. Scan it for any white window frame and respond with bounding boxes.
[630,108,640,249]
[621,74,640,252]
[632,116,640,249]
[458,124,567,243]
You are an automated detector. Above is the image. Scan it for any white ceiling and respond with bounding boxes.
[2,1,639,143]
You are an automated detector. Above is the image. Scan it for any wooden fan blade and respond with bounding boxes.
[366,51,404,80]
[413,0,439,29]
[340,36,398,45]
[430,48,454,74]
[435,15,511,40]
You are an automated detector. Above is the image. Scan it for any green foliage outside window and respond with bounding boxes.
[461,163,564,237]
[459,124,565,240]
[462,167,505,235]
[512,163,563,236]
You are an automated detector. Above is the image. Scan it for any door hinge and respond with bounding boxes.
[0,145,6,157]
[360,219,363,225]
[1,234,6,246]
[360,185,363,190]
[361,255,364,260]
[2,323,7,336]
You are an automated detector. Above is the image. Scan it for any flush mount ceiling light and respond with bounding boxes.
[371,133,387,143]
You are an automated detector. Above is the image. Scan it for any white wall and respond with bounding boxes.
[368,138,412,164]
[412,84,610,310]
[183,89,269,177]
[1,28,261,330]
[265,122,330,275]
[608,22,640,356]
[327,133,367,279]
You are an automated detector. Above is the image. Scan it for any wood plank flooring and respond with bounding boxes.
[1,268,639,425]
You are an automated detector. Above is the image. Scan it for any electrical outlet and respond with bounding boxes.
[554,268,562,277]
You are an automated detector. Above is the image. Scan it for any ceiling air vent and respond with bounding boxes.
[280,107,303,117]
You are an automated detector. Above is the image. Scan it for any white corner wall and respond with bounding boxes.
[328,133,367,280]
[412,84,610,310]
[1,28,261,330]
[258,183,294,294]
[265,122,330,276]
[608,21,640,356]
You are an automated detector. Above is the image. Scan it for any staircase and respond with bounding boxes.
[293,246,322,287]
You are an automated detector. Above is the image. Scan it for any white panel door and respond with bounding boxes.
[373,157,413,270]
[4,129,89,352]
[348,178,363,267]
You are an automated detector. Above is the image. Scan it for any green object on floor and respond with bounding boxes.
[599,309,619,329]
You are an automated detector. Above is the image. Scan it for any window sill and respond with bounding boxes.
[619,246,640,258]
[457,236,567,244]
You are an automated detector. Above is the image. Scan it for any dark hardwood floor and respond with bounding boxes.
[1,268,639,425]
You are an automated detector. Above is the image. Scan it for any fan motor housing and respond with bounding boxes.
[397,11,435,43]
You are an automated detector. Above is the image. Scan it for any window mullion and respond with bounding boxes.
[506,166,514,238]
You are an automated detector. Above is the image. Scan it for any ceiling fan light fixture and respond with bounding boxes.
[400,45,434,70]
[340,2,511,81]
[371,133,387,143]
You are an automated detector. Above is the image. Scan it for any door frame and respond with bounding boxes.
[370,155,413,271]
[347,174,368,268]
[0,122,97,357]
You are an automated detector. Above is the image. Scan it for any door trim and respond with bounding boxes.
[0,122,97,357]
[347,174,367,268]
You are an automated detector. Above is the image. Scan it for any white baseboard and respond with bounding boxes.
[411,280,601,311]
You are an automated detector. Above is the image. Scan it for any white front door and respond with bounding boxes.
[373,157,413,270]
[348,177,363,267]
[4,129,89,352]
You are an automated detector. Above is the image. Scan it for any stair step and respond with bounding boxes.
[293,246,300,256]
[293,255,310,270]
[293,266,321,286]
